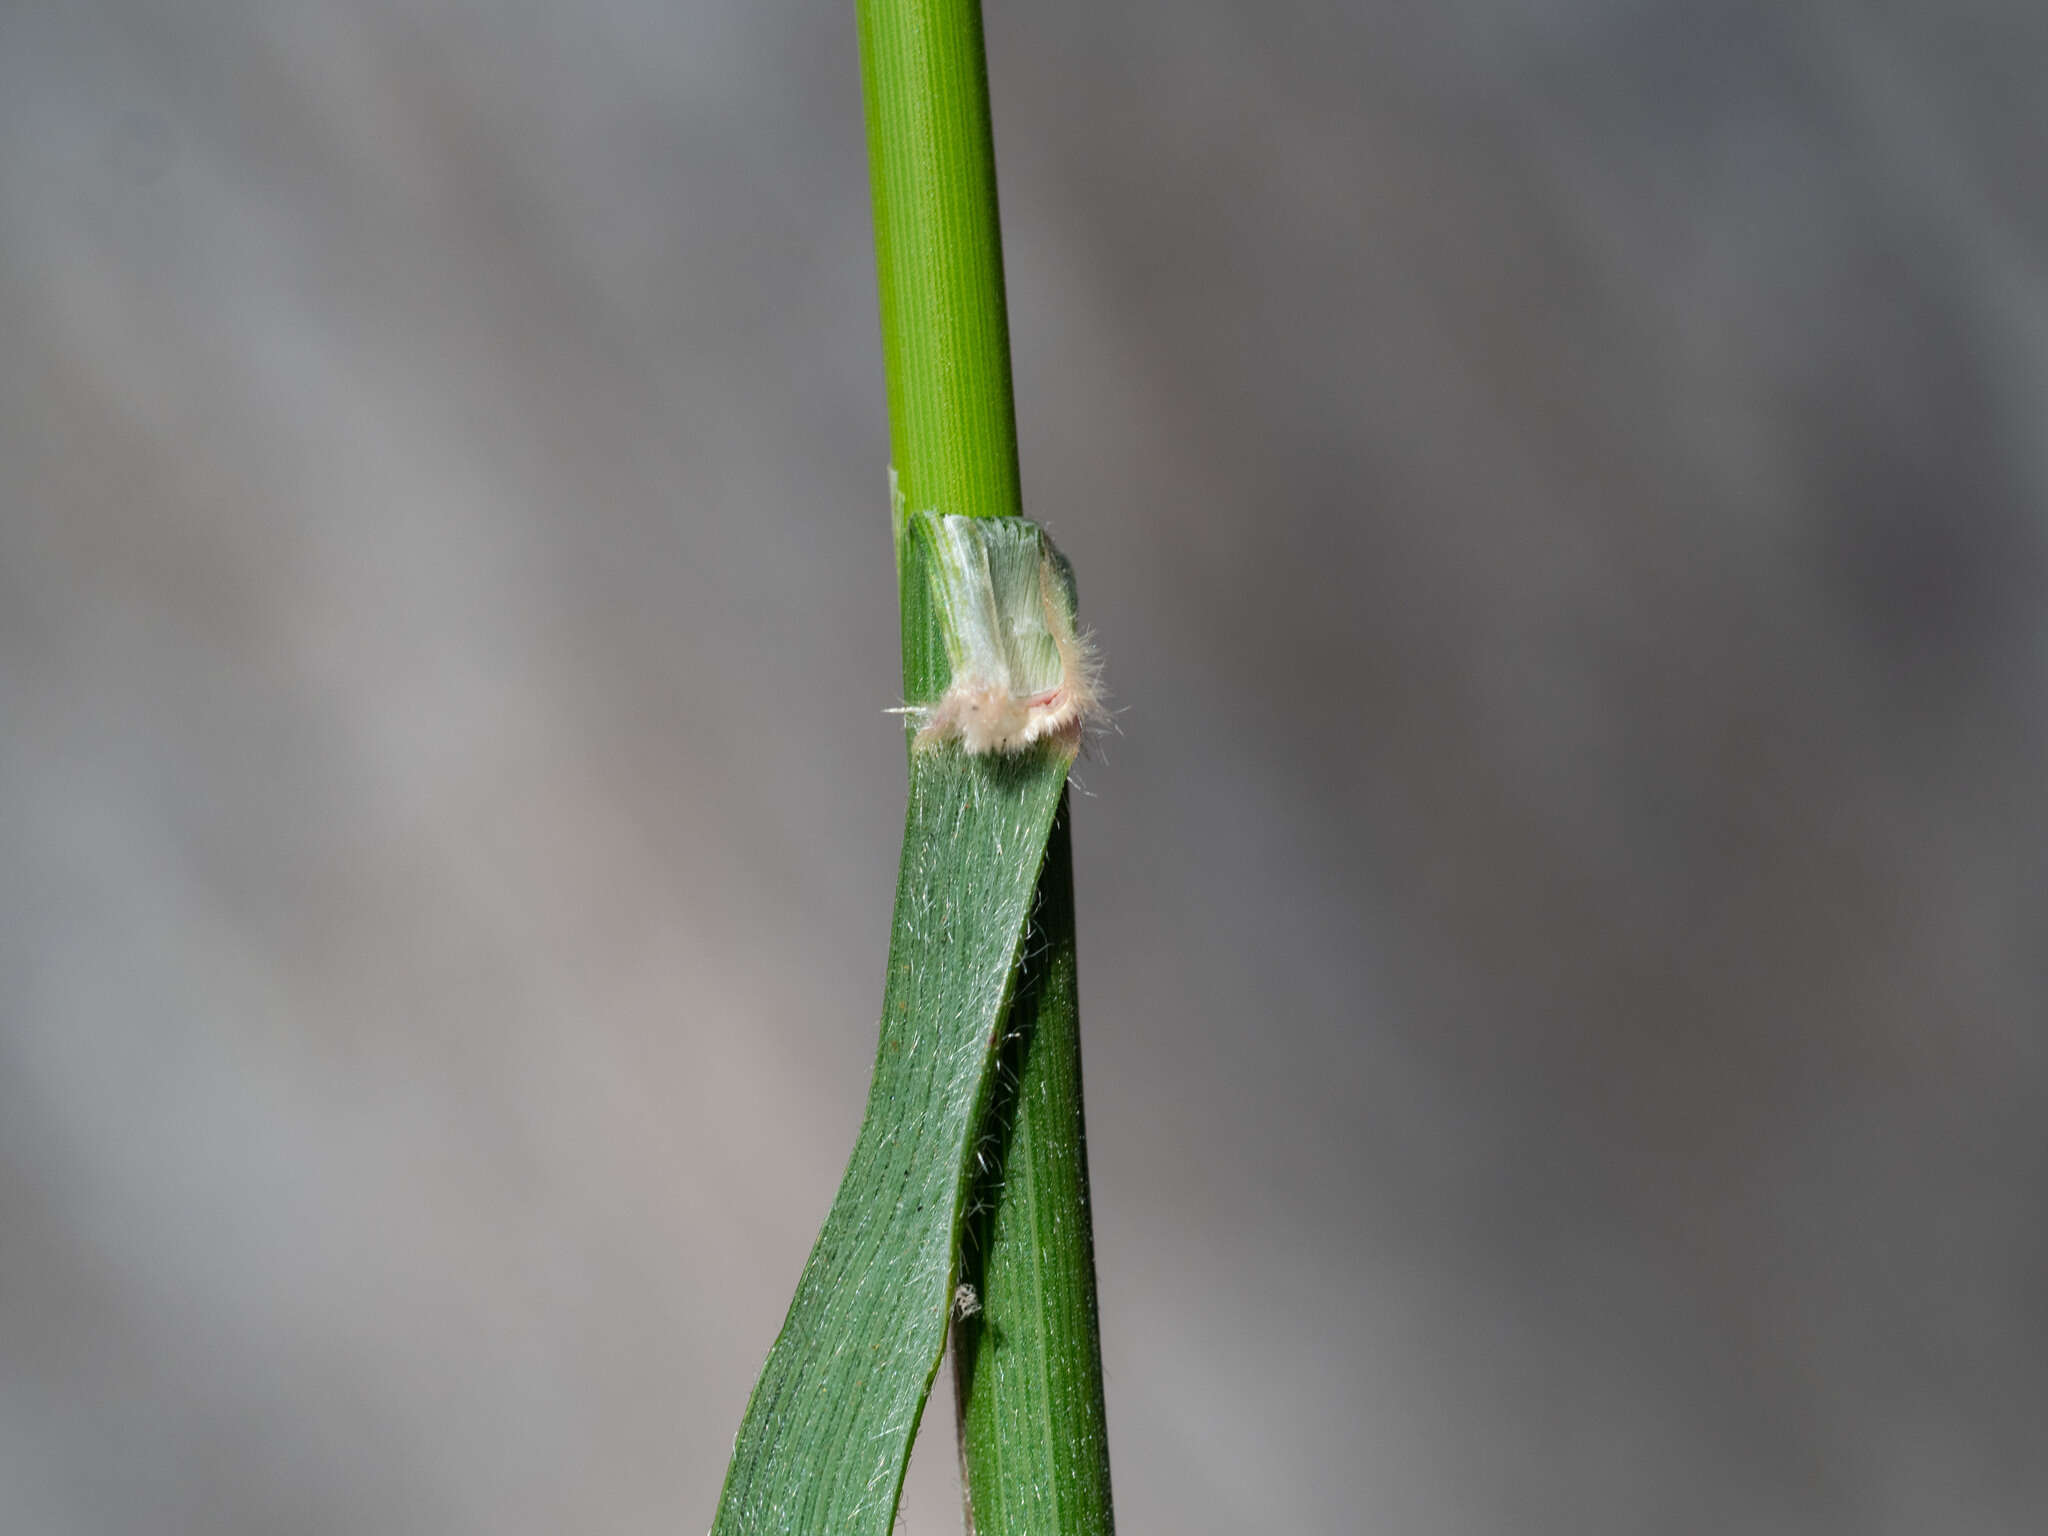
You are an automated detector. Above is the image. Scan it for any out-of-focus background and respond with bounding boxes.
[4,2,2045,1532]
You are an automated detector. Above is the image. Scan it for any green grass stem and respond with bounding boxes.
[861,5,1114,1529]
[710,5,1112,1532]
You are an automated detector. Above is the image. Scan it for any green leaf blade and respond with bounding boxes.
[712,745,1073,1536]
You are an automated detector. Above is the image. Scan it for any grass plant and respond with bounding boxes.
[711,3,1112,1534]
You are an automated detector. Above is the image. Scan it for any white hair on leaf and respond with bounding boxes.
[913,603,1103,755]
[894,513,1108,757]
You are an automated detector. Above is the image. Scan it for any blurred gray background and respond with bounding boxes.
[3,2,2045,1532]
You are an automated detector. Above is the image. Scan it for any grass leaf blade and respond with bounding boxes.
[712,691,1072,1533]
